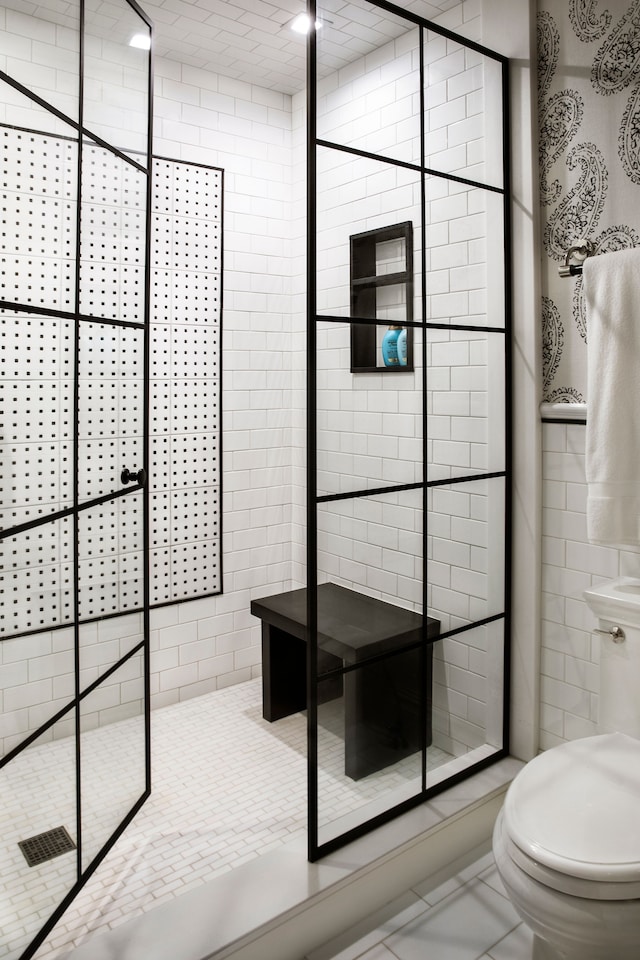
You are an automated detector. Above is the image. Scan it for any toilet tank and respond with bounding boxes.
[584,577,640,737]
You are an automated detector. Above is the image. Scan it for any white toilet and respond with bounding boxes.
[493,577,640,960]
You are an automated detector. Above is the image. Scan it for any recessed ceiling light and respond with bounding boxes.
[290,13,322,35]
[129,33,151,50]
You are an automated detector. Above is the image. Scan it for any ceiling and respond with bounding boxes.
[11,0,463,97]
[137,0,462,95]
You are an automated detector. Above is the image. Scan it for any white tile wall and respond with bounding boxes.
[540,422,640,748]
[310,9,503,756]
[0,9,79,133]
[150,157,222,605]
[0,55,297,754]
[2,2,509,765]
[150,59,296,709]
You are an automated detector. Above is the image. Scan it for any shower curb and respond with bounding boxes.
[61,757,522,960]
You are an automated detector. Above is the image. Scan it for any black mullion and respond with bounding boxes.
[73,0,85,886]
[313,612,506,684]
[318,481,423,504]
[427,470,507,488]
[217,168,225,605]
[316,471,507,506]
[78,126,148,176]
[312,744,508,862]
[154,153,224,174]
[355,0,509,63]
[0,68,148,176]
[121,0,153,28]
[0,299,146,330]
[501,58,513,756]
[423,321,507,334]
[306,0,319,864]
[0,483,145,543]
[0,120,77,141]
[420,22,428,796]
[0,638,146,770]
[20,790,149,960]
[0,69,80,134]
[143,24,154,800]
[317,138,506,195]
[317,313,507,336]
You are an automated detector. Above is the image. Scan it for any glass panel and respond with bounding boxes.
[0,627,75,759]
[77,492,144,622]
[317,320,422,497]
[0,518,73,640]
[0,122,77,313]
[316,3,420,167]
[424,31,503,190]
[316,148,422,322]
[317,488,423,606]
[79,142,147,324]
[0,709,77,960]
[427,477,506,630]
[77,322,144,503]
[80,651,146,871]
[429,620,504,788]
[0,3,80,125]
[376,236,407,275]
[425,178,504,328]
[1,311,74,520]
[79,611,144,690]
[317,651,422,846]
[83,0,150,163]
[427,328,506,482]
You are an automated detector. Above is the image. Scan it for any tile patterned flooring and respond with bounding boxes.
[306,848,534,960]
[2,677,454,960]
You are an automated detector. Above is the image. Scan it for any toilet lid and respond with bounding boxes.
[504,732,640,882]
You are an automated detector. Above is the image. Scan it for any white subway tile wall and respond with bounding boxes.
[540,423,640,748]
[0,9,80,133]
[0,57,296,754]
[148,62,295,708]
[311,10,505,758]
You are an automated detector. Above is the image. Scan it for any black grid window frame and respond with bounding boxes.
[0,1,154,956]
[306,0,512,862]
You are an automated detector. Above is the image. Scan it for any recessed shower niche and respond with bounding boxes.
[350,221,414,372]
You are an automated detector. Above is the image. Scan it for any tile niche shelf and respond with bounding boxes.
[350,220,414,373]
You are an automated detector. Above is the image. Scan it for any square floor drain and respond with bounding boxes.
[18,826,76,868]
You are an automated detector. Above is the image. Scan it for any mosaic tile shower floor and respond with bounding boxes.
[0,678,451,960]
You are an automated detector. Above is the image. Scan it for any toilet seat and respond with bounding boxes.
[502,732,640,899]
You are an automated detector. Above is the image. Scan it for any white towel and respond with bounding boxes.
[584,247,640,544]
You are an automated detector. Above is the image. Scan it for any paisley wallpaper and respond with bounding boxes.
[538,0,640,403]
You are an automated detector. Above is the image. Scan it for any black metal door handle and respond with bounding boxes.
[121,467,147,486]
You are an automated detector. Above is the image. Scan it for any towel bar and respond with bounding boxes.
[558,238,595,277]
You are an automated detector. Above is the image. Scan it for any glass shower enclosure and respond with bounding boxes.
[0,1,153,956]
[306,0,511,859]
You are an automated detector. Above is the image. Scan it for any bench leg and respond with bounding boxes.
[262,623,307,722]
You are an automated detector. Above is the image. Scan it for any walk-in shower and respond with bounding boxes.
[0,0,511,956]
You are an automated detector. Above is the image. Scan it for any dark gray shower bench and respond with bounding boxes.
[250,582,440,780]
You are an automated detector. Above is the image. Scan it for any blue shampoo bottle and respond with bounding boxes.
[381,326,402,367]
